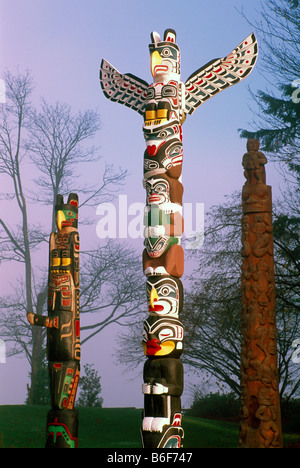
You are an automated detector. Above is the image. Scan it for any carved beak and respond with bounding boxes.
[57,210,66,231]
[145,338,162,356]
[150,287,159,308]
[155,340,175,356]
[151,50,162,77]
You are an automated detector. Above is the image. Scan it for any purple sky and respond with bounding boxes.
[0,0,284,408]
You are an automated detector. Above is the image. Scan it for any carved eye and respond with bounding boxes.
[159,328,173,341]
[160,286,170,296]
[156,239,166,251]
[168,144,181,156]
[159,285,177,297]
[144,160,159,170]
[146,88,155,99]
[161,48,171,57]
[159,130,168,139]
[162,85,177,97]
[154,183,166,193]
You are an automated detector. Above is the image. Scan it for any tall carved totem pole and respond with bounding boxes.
[28,193,80,448]
[100,29,258,448]
[239,140,282,448]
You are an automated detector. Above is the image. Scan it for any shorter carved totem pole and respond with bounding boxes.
[28,193,80,448]
[239,140,282,448]
[100,28,258,448]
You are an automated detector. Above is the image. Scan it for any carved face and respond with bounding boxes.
[144,235,179,258]
[149,29,180,81]
[145,177,170,205]
[146,275,183,317]
[143,120,181,156]
[143,126,183,179]
[143,315,183,357]
[55,194,78,230]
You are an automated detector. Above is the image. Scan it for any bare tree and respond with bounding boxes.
[80,240,145,344]
[0,69,142,403]
[28,99,127,229]
[116,192,300,400]
[182,194,300,400]
[0,70,35,312]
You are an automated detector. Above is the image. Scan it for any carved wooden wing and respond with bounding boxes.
[184,33,258,115]
[100,59,149,116]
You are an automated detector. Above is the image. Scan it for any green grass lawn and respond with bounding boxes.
[0,405,299,448]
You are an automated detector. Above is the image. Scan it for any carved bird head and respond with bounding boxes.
[146,275,183,318]
[149,29,180,81]
[143,315,184,357]
[55,193,78,231]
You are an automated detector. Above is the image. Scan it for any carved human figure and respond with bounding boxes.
[242,139,267,185]
[27,193,80,448]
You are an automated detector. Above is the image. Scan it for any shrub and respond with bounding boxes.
[187,391,240,420]
[77,363,103,408]
[281,398,300,434]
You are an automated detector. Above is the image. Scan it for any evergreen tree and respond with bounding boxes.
[239,83,300,179]
[239,0,300,180]
[77,363,103,407]
[26,350,50,405]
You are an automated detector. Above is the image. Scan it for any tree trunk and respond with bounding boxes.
[27,289,48,404]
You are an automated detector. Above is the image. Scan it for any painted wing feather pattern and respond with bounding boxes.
[184,33,258,115]
[100,59,149,116]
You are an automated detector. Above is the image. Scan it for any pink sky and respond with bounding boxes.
[0,0,284,408]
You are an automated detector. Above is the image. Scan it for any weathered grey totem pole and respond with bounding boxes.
[100,29,258,448]
[28,193,80,448]
[239,140,283,448]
